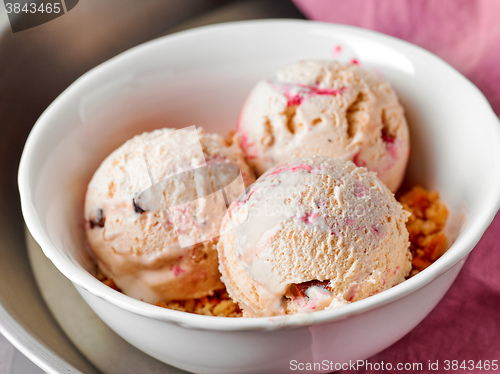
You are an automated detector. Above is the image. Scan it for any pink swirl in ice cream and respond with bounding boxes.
[217,156,411,317]
[267,81,348,107]
[237,59,410,193]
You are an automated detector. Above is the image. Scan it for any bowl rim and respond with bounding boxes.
[18,18,500,331]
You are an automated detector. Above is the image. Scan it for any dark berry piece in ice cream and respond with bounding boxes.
[90,209,105,229]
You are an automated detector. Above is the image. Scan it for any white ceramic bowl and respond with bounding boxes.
[19,20,500,373]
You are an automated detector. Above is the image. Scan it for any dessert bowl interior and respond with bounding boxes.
[18,19,500,371]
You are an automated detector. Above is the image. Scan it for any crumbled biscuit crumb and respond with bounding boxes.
[156,290,242,317]
[398,185,449,274]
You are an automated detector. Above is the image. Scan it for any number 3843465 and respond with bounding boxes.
[443,360,499,371]
[5,2,62,14]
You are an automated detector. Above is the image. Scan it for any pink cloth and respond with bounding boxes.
[292,1,500,372]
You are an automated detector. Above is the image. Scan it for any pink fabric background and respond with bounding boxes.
[292,1,500,373]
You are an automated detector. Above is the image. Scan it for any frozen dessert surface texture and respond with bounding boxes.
[237,59,410,192]
[84,127,255,304]
[217,156,412,317]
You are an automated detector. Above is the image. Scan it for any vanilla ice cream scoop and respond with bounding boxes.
[217,156,411,317]
[237,60,409,192]
[84,127,255,303]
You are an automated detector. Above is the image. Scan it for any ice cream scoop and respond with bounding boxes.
[237,60,409,192]
[84,127,255,303]
[217,156,411,317]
